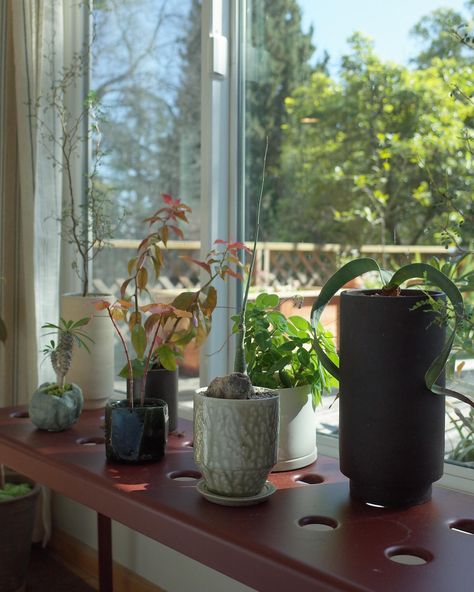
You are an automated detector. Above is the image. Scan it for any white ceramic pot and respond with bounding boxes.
[273,384,317,472]
[193,389,279,497]
[61,293,115,410]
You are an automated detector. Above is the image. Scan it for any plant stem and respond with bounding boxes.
[234,137,268,373]
[107,307,134,408]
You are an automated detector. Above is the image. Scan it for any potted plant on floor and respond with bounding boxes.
[0,323,41,591]
[29,318,91,432]
[194,143,281,505]
[0,466,40,592]
[311,257,474,508]
[234,292,337,471]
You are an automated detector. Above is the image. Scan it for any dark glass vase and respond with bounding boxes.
[144,367,178,432]
[105,398,168,463]
[339,289,446,507]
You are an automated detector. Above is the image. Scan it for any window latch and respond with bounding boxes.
[210,33,228,79]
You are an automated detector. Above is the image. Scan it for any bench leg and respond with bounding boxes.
[97,513,113,592]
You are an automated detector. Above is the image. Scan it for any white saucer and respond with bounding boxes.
[196,480,276,506]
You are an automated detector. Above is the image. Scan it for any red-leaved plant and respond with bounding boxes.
[96,194,250,407]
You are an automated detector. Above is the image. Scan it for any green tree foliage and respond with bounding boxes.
[244,0,319,239]
[277,32,474,246]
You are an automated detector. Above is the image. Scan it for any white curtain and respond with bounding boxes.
[1,0,66,545]
[8,0,63,398]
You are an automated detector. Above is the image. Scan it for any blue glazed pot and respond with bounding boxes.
[105,398,168,463]
[29,383,83,432]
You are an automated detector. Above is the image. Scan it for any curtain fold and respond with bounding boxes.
[1,0,65,546]
[0,0,63,408]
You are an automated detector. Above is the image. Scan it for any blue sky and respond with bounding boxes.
[297,0,468,67]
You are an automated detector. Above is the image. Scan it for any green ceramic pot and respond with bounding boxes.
[105,398,169,463]
[29,383,83,432]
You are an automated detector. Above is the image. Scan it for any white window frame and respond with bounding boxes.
[72,0,473,494]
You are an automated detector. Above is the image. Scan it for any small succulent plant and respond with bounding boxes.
[42,318,92,392]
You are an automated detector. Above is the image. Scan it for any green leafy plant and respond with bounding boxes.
[41,317,92,393]
[233,292,338,405]
[96,194,250,407]
[447,406,474,465]
[311,257,474,407]
[0,480,32,502]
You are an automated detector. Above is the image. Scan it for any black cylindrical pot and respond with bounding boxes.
[105,398,168,463]
[144,368,178,432]
[339,290,446,507]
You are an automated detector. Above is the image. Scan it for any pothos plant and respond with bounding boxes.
[232,292,338,405]
[96,194,250,407]
[311,257,474,408]
[41,317,92,395]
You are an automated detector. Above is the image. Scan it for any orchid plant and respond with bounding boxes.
[96,194,250,407]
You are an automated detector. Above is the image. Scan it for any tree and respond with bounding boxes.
[243,0,319,239]
[277,33,474,246]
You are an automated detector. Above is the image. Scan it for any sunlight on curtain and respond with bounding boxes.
[6,0,63,402]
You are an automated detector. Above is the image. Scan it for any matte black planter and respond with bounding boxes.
[105,398,168,463]
[144,367,178,432]
[339,290,446,508]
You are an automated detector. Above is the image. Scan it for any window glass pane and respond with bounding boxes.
[91,0,201,398]
[243,0,473,468]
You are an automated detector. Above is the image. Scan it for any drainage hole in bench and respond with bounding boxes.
[385,546,433,565]
[295,474,325,485]
[168,471,202,482]
[298,516,338,531]
[76,437,105,446]
[10,411,29,418]
[449,519,474,536]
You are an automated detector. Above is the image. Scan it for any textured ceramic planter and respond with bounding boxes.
[29,383,83,431]
[193,389,279,497]
[61,293,115,410]
[0,475,40,592]
[145,367,178,432]
[273,384,317,471]
[339,289,446,507]
[105,398,169,463]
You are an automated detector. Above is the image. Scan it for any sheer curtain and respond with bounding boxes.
[0,0,63,407]
[1,0,65,545]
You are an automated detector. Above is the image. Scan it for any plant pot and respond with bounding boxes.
[0,474,40,592]
[105,398,169,463]
[29,383,83,431]
[193,389,279,497]
[339,289,446,507]
[61,293,115,410]
[144,367,179,432]
[272,384,317,472]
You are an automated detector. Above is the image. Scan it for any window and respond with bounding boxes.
[241,0,473,476]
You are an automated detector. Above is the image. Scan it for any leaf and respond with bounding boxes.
[93,300,110,311]
[131,324,147,359]
[120,278,132,299]
[172,291,195,311]
[288,315,311,331]
[255,293,279,308]
[156,344,177,371]
[70,317,91,328]
[202,286,217,315]
[161,226,169,246]
[136,267,148,290]
[144,314,161,334]
[127,257,137,275]
[181,255,211,275]
[311,258,382,380]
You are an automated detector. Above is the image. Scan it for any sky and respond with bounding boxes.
[297,0,469,67]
